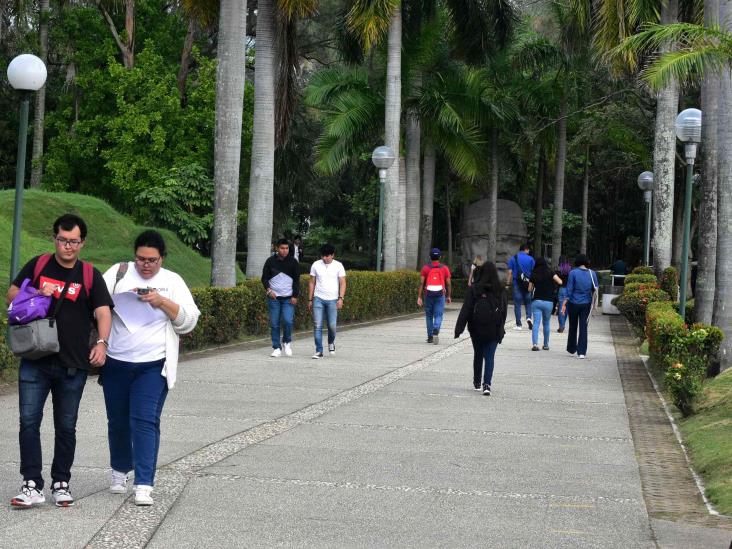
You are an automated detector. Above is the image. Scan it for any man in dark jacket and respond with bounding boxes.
[262,238,300,357]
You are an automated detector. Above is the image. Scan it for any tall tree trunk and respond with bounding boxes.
[246,0,276,277]
[487,127,499,262]
[652,0,680,274]
[580,145,589,255]
[397,156,408,269]
[446,178,453,267]
[534,148,544,255]
[405,92,421,270]
[715,0,732,368]
[177,18,197,106]
[383,12,401,271]
[696,0,720,324]
[96,0,135,69]
[671,182,684,270]
[420,143,436,266]
[551,94,567,268]
[29,0,49,187]
[211,0,247,286]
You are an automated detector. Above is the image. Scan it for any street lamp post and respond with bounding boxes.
[675,108,702,320]
[637,171,654,266]
[371,146,395,272]
[7,54,47,283]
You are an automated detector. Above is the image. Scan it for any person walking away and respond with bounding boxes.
[561,254,599,359]
[454,262,508,395]
[308,244,347,359]
[101,230,200,506]
[417,248,452,344]
[556,256,572,333]
[528,257,563,351]
[262,238,300,357]
[467,255,483,287]
[6,214,113,508]
[506,244,535,331]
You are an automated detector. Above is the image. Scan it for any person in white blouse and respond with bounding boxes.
[101,230,200,506]
[307,244,346,359]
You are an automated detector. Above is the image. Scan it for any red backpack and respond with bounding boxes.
[424,263,446,290]
[33,254,94,298]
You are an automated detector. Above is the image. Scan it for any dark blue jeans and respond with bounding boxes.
[512,283,532,326]
[567,302,592,356]
[102,357,168,486]
[18,358,88,490]
[557,287,568,329]
[312,297,338,354]
[471,338,499,386]
[267,297,295,349]
[424,293,446,337]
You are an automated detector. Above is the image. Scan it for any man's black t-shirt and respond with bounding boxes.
[13,255,114,371]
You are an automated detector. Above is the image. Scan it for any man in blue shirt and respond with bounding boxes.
[506,244,535,331]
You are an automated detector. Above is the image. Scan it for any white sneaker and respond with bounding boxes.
[134,485,153,506]
[110,469,130,494]
[10,480,45,508]
[579,355,586,359]
[51,481,74,507]
[328,343,336,355]
[270,348,282,358]
[283,342,293,357]
[513,326,522,331]
[311,352,324,359]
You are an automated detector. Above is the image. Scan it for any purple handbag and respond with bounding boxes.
[7,278,52,326]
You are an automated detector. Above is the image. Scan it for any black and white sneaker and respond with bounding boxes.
[426,336,434,344]
[51,481,74,507]
[328,343,336,355]
[311,352,324,359]
[10,480,45,508]
[526,318,533,330]
[473,382,481,391]
[482,384,491,396]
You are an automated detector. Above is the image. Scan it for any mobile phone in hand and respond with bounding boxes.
[137,288,150,295]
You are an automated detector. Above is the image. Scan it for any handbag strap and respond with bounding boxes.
[49,262,81,320]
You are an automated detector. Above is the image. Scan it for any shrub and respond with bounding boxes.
[623,281,660,295]
[660,267,679,301]
[451,278,468,300]
[624,274,658,285]
[0,316,18,371]
[674,299,694,326]
[632,266,654,275]
[614,286,671,338]
[646,301,723,416]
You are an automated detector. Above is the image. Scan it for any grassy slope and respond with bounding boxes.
[679,368,732,514]
[0,190,219,290]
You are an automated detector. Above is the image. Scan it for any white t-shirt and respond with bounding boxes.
[103,263,171,362]
[310,259,346,301]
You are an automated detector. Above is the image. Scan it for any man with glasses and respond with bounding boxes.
[5,214,113,508]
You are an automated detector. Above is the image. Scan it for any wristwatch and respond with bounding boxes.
[95,338,109,348]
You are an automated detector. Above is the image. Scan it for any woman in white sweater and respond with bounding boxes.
[102,230,200,506]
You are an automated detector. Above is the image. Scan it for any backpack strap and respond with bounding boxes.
[32,253,53,284]
[82,261,93,298]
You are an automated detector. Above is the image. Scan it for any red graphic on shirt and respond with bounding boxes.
[39,276,83,302]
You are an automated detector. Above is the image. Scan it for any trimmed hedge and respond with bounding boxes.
[181,271,421,351]
[0,271,422,367]
[632,266,654,275]
[646,301,723,416]
[624,273,658,285]
[613,280,670,338]
[660,267,679,301]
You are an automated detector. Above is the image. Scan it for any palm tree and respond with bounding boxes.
[211,0,248,286]
[30,0,50,187]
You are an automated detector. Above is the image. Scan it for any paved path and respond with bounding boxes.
[0,305,728,548]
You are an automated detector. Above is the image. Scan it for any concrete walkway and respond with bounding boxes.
[0,305,728,548]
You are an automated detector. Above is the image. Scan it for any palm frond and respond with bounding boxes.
[278,0,318,20]
[642,47,727,89]
[346,0,399,50]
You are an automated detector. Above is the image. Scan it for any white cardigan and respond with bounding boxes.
[102,263,200,389]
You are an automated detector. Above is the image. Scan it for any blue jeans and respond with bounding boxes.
[424,293,446,337]
[268,297,295,349]
[532,299,553,347]
[557,287,568,329]
[512,283,532,326]
[18,358,88,490]
[102,357,168,486]
[567,302,592,356]
[313,297,338,354]
[471,338,499,386]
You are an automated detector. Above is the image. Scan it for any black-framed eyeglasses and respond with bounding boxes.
[54,236,83,248]
[134,256,161,266]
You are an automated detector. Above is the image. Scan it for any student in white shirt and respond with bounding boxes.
[101,231,200,506]
[307,244,347,359]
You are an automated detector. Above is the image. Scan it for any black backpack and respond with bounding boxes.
[473,294,501,327]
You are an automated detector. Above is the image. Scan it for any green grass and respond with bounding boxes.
[0,190,234,292]
[678,369,732,514]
